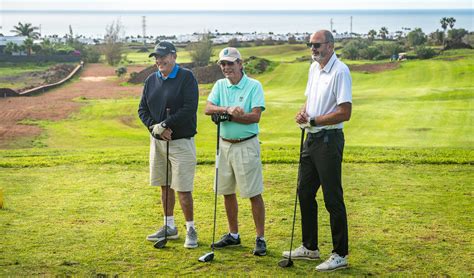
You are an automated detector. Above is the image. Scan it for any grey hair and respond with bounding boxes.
[323,30,335,44]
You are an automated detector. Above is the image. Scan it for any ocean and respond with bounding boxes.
[1,10,473,38]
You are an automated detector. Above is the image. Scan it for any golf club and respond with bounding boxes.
[198,119,221,262]
[154,108,171,249]
[278,128,305,268]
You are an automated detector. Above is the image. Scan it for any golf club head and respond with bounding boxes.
[198,252,214,262]
[153,238,167,249]
[278,258,294,268]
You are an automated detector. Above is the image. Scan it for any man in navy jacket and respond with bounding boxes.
[138,41,199,248]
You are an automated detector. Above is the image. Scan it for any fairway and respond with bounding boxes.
[0,47,473,276]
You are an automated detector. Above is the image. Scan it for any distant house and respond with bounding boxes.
[0,36,27,55]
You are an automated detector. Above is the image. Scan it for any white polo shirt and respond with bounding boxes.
[305,52,352,133]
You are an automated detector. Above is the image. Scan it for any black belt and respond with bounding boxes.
[221,134,257,143]
[307,129,342,138]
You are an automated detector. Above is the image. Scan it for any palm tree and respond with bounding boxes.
[440,17,449,47]
[379,27,389,55]
[379,27,389,41]
[447,17,456,29]
[368,29,377,41]
[4,42,19,55]
[440,17,449,32]
[23,38,34,55]
[11,22,40,39]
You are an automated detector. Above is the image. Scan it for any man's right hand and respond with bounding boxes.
[160,128,172,141]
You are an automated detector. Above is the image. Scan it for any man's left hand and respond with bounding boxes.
[299,121,311,129]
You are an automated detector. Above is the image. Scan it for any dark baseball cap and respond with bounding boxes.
[149,41,176,58]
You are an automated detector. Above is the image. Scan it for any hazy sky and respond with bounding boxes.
[3,0,473,10]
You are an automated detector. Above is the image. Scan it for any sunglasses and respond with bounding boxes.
[219,61,236,66]
[306,42,329,48]
[154,53,170,59]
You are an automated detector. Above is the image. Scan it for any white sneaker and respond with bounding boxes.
[316,253,348,272]
[184,227,198,248]
[282,245,320,260]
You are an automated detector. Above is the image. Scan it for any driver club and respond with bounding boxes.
[278,128,305,268]
[198,120,221,262]
[154,108,171,249]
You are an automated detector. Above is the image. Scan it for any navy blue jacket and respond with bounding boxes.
[138,66,199,139]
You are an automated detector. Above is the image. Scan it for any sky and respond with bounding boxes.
[2,0,473,11]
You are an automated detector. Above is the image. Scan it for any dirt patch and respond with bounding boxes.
[80,76,110,82]
[0,63,142,149]
[348,62,400,73]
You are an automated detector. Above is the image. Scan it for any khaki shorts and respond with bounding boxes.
[216,136,263,198]
[150,136,196,192]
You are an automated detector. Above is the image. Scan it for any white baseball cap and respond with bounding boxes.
[218,47,241,62]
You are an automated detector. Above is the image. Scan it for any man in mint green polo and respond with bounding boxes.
[205,47,267,256]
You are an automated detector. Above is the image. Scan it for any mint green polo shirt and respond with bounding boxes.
[208,74,265,139]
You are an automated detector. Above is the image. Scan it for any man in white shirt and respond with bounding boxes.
[282,30,352,272]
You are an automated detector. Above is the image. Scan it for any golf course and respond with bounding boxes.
[0,44,472,276]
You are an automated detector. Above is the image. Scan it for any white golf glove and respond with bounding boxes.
[299,121,311,129]
[150,122,166,136]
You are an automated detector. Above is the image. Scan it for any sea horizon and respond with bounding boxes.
[2,9,472,38]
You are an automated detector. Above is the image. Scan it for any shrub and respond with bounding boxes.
[228,38,241,47]
[407,28,427,47]
[254,39,263,46]
[188,34,213,67]
[244,57,274,75]
[115,66,127,76]
[341,39,370,60]
[359,46,381,60]
[429,29,444,46]
[288,36,298,44]
[382,42,405,57]
[82,46,101,63]
[462,33,474,47]
[102,20,124,66]
[415,45,437,59]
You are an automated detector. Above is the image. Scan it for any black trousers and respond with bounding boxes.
[298,129,348,256]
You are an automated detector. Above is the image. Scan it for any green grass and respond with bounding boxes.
[0,48,472,276]
[124,43,310,65]
[0,62,65,77]
[0,163,472,276]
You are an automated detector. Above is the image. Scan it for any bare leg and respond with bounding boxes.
[250,194,265,237]
[161,186,175,217]
[224,194,239,233]
[178,191,194,222]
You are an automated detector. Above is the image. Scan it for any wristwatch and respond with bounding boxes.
[160,122,167,128]
[309,117,317,126]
